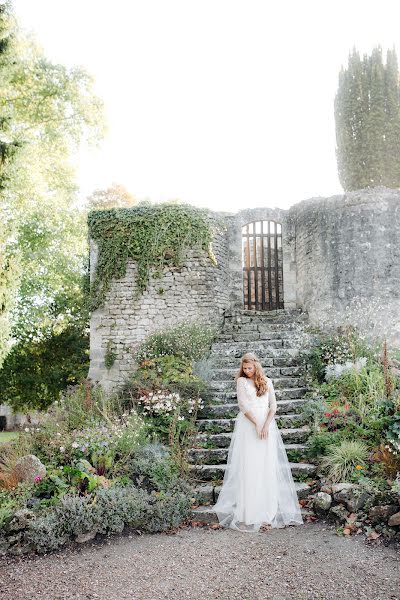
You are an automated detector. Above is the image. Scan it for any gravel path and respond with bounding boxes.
[0,521,399,600]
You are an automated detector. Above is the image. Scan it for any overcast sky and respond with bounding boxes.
[12,0,400,212]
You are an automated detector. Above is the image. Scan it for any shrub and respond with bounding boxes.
[306,430,341,458]
[24,405,148,476]
[125,443,189,494]
[28,511,67,553]
[300,396,326,432]
[136,322,217,362]
[0,437,34,490]
[320,439,369,482]
[27,484,191,554]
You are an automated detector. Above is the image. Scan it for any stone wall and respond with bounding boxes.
[88,213,231,390]
[89,188,400,389]
[292,187,400,344]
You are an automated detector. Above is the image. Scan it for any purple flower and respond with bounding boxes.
[34,475,43,483]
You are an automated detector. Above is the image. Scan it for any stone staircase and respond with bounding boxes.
[189,309,316,523]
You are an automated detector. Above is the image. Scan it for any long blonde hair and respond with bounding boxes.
[235,352,268,397]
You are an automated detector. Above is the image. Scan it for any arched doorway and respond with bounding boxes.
[242,220,284,311]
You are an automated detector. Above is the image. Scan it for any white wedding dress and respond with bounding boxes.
[213,376,304,532]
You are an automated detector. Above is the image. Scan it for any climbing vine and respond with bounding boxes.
[88,202,217,309]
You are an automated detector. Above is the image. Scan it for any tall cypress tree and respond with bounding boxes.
[335,46,400,191]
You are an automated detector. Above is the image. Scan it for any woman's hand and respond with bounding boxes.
[256,423,269,439]
[260,424,269,440]
[255,423,263,438]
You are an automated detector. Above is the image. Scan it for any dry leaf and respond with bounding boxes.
[367,530,381,540]
[347,513,357,523]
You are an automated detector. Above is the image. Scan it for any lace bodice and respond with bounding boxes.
[236,376,277,414]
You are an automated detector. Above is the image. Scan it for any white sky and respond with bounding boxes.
[12,0,400,212]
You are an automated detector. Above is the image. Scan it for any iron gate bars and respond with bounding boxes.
[242,220,284,311]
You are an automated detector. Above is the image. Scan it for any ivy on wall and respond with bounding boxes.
[88,202,217,309]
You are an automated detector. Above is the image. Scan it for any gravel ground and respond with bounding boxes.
[0,521,399,600]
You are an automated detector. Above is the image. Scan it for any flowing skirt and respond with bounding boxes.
[213,406,304,532]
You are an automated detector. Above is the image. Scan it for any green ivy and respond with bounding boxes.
[104,341,117,370]
[88,202,218,309]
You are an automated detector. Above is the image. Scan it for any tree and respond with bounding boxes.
[86,183,137,210]
[0,325,89,411]
[0,1,21,367]
[335,46,400,191]
[0,1,104,362]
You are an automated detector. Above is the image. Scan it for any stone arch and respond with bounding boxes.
[227,207,297,311]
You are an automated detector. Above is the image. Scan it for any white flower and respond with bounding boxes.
[59,446,65,453]
[24,427,29,432]
[72,442,79,449]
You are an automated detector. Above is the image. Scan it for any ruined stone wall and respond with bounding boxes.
[291,187,400,344]
[89,188,400,390]
[88,214,231,390]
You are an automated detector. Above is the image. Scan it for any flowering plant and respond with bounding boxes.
[325,357,367,381]
[137,389,204,418]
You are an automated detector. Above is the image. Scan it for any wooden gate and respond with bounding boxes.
[242,220,284,311]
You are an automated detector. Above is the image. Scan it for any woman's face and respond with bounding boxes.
[242,361,256,378]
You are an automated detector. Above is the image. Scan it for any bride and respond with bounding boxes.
[213,352,304,532]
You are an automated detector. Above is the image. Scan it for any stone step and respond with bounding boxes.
[198,398,304,420]
[191,480,311,507]
[210,340,299,359]
[208,376,306,389]
[218,329,307,340]
[201,397,308,414]
[190,461,316,482]
[201,387,309,407]
[210,367,282,380]
[196,424,310,443]
[197,412,305,431]
[190,504,314,525]
[195,431,308,450]
[223,309,305,324]
[222,322,304,332]
[209,361,303,376]
[189,443,309,464]
[199,399,308,419]
[218,334,287,345]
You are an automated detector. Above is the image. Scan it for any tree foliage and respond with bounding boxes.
[0,326,89,411]
[0,1,104,366]
[0,1,21,367]
[87,183,137,210]
[335,46,400,191]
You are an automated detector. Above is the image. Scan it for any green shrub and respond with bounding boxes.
[28,511,67,553]
[300,396,326,432]
[137,322,217,362]
[27,484,191,554]
[125,443,189,495]
[25,396,148,476]
[320,439,369,482]
[306,431,341,458]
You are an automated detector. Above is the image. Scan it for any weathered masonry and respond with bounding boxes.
[89,187,400,390]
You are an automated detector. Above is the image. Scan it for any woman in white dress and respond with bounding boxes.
[213,352,304,532]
